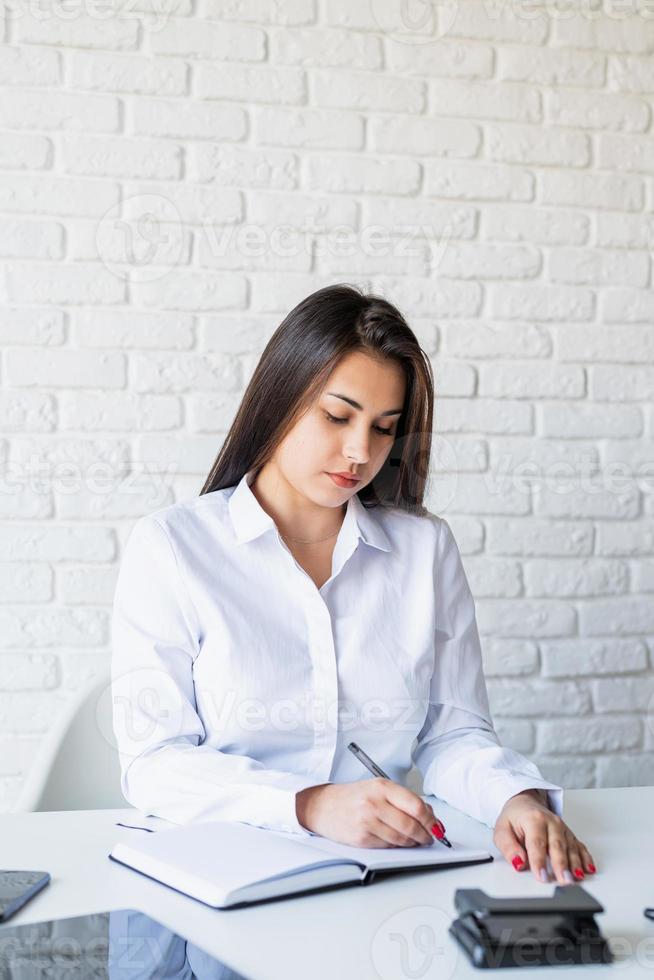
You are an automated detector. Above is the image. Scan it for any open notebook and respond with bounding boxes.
[109,818,493,909]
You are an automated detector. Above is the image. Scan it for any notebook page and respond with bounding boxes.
[294,834,491,871]
[113,819,366,898]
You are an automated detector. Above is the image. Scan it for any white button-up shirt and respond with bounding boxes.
[111,468,563,838]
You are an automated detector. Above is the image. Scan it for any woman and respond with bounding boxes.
[111,283,597,887]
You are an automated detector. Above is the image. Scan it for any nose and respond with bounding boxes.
[343,428,371,467]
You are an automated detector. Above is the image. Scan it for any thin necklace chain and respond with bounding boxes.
[282,527,341,545]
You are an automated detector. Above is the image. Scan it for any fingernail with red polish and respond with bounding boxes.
[574,868,585,879]
[431,823,444,839]
[512,855,524,870]
[588,864,596,874]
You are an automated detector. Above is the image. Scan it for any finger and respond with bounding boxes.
[368,814,422,847]
[522,820,552,884]
[384,782,446,837]
[377,803,434,846]
[579,841,597,875]
[493,821,530,876]
[357,826,398,848]
[566,837,586,883]
[546,821,573,885]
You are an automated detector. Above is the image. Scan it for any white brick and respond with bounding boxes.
[0,220,63,259]
[552,16,654,55]
[538,718,641,754]
[444,321,552,358]
[190,145,298,189]
[131,352,240,392]
[5,349,125,388]
[533,484,639,521]
[200,0,316,23]
[59,392,181,431]
[590,366,654,401]
[483,639,539,676]
[486,519,594,557]
[0,646,57,687]
[488,438,598,479]
[541,404,643,439]
[272,27,382,69]
[0,45,60,86]
[0,309,64,345]
[524,559,628,598]
[254,106,364,150]
[69,51,188,96]
[134,435,224,474]
[195,64,306,104]
[596,213,649,248]
[312,69,424,113]
[10,437,129,480]
[61,136,182,180]
[369,276,482,317]
[490,283,594,321]
[463,557,522,598]
[72,310,194,349]
[498,45,605,86]
[447,2,548,44]
[531,756,595,788]
[431,364,477,397]
[597,521,654,557]
[549,247,649,287]
[425,161,534,201]
[247,190,357,229]
[67,217,192,267]
[541,638,649,678]
[362,199,477,241]
[0,565,53,603]
[486,123,590,167]
[0,391,56,431]
[15,12,139,49]
[199,228,313,273]
[487,680,589,714]
[0,90,119,132]
[130,272,247,311]
[0,134,51,170]
[482,206,589,245]
[598,133,654,174]
[304,156,420,195]
[478,363,584,399]
[444,517,484,554]
[437,243,540,279]
[0,176,119,218]
[123,182,242,225]
[436,399,533,435]
[370,116,480,158]
[602,290,654,324]
[0,608,108,648]
[541,171,643,211]
[597,754,654,786]
[493,720,534,753]
[444,474,530,515]
[592,676,654,711]
[632,561,654,591]
[187,391,241,432]
[0,527,115,562]
[4,263,125,306]
[56,482,175,519]
[386,39,493,78]
[556,324,654,362]
[58,566,118,604]
[129,98,246,140]
[429,80,541,122]
[608,54,654,93]
[0,695,65,735]
[545,89,649,132]
[150,20,265,59]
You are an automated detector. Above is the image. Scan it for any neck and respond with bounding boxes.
[249,464,347,542]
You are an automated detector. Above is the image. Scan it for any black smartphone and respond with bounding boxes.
[0,871,51,923]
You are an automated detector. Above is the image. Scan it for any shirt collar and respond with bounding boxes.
[228,468,392,552]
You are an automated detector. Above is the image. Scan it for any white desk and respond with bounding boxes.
[1,787,652,978]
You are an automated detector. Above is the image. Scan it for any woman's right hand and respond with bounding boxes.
[295,778,445,848]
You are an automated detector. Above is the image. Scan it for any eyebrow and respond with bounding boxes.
[326,392,403,416]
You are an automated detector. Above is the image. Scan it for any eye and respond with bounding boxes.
[324,411,394,437]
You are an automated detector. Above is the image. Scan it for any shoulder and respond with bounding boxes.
[127,486,235,554]
[372,504,450,554]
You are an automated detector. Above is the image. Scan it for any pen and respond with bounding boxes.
[347,741,452,847]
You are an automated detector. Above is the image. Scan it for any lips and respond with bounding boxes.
[326,472,360,488]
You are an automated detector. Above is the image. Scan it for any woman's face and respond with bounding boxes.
[272,351,406,508]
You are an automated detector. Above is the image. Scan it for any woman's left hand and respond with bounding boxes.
[493,788,597,885]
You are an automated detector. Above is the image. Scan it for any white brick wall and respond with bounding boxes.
[1,0,653,811]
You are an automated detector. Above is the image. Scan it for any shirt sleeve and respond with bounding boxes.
[410,518,563,829]
[111,514,320,837]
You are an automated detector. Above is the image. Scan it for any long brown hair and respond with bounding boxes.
[199,283,434,514]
